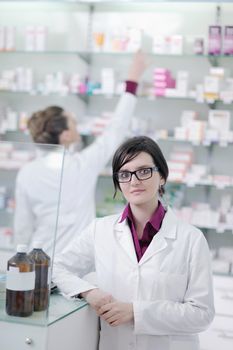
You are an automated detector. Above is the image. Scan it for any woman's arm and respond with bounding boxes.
[52,220,98,298]
[77,52,148,176]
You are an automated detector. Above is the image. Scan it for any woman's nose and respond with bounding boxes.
[130,173,141,184]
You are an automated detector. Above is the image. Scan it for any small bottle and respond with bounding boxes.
[6,244,35,317]
[28,241,51,311]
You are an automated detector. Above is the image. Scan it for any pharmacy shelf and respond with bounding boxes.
[1,89,232,105]
[1,51,233,59]
[79,133,233,147]
[85,93,233,105]
[0,90,88,102]
[0,50,91,64]
[152,137,233,148]
[1,131,233,149]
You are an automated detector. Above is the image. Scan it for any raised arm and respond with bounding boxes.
[77,51,148,176]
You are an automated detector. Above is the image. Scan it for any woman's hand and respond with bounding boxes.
[81,289,114,312]
[98,301,134,327]
[127,50,150,82]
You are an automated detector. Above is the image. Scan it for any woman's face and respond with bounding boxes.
[119,152,164,207]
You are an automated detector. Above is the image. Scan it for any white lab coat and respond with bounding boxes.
[53,207,215,350]
[14,93,136,256]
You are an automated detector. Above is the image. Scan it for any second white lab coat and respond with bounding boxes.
[53,207,215,350]
[14,93,136,256]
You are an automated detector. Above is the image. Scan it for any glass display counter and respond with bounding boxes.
[0,141,99,350]
[0,279,87,326]
[0,140,65,324]
[0,282,98,350]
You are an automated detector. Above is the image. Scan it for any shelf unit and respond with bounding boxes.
[0,0,233,270]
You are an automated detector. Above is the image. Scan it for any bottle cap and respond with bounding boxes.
[16,244,27,253]
[33,241,43,249]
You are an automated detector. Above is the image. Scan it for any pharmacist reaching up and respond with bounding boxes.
[14,51,148,257]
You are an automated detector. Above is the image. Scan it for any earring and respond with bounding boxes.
[159,184,164,196]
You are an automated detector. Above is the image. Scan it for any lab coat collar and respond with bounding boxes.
[114,218,138,264]
[113,207,178,265]
[139,207,178,265]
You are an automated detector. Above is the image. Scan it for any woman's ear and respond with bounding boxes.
[160,177,165,186]
[59,130,70,145]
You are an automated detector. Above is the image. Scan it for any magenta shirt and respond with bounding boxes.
[120,202,166,261]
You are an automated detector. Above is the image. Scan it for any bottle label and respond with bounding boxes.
[6,270,35,291]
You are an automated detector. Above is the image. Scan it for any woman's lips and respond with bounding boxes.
[130,189,145,194]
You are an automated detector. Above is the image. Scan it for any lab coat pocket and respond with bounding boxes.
[156,272,188,302]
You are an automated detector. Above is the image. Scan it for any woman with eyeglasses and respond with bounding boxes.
[53,135,214,350]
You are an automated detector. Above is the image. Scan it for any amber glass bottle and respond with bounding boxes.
[6,244,35,317]
[28,242,51,311]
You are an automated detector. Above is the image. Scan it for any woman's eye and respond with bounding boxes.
[120,172,129,178]
[139,168,150,175]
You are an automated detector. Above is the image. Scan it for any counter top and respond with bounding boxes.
[0,281,87,327]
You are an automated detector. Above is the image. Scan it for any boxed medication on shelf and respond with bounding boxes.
[25,25,47,51]
[153,68,176,96]
[220,78,233,103]
[220,90,233,104]
[35,26,47,51]
[174,127,188,141]
[193,37,205,55]
[208,25,221,55]
[204,76,221,99]
[5,26,16,51]
[191,204,220,229]
[170,149,193,165]
[25,26,35,51]
[170,35,183,55]
[209,67,229,79]
[125,27,142,52]
[167,161,188,182]
[153,35,183,55]
[212,175,232,188]
[208,110,231,133]
[101,68,115,95]
[187,120,206,143]
[0,26,4,51]
[0,26,16,51]
[180,110,197,126]
[223,26,233,55]
[205,128,219,143]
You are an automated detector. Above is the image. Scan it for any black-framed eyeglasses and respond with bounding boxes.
[114,166,159,183]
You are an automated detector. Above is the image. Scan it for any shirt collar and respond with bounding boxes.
[119,201,166,232]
